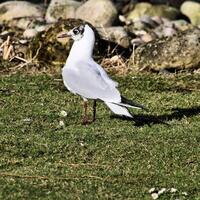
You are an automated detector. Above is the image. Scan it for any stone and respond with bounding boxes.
[129,28,200,71]
[23,28,38,38]
[76,0,117,27]
[128,3,152,21]
[0,1,44,23]
[131,15,160,30]
[97,26,130,48]
[128,3,180,21]
[181,1,200,26]
[171,19,190,30]
[7,17,46,30]
[45,0,82,23]
[154,23,178,38]
[140,33,154,43]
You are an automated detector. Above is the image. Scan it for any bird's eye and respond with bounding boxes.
[73,29,79,35]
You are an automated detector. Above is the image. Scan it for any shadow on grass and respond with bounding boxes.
[111,106,200,127]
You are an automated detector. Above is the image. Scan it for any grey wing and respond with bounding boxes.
[62,62,121,102]
[90,59,118,88]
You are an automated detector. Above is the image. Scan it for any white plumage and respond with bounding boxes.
[58,24,145,123]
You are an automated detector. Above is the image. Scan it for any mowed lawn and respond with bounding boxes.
[0,73,200,199]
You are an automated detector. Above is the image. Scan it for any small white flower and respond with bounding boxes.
[59,120,65,127]
[60,110,68,117]
[182,192,188,196]
[149,188,156,193]
[170,188,177,193]
[151,193,159,199]
[23,118,32,122]
[158,188,166,195]
[80,142,84,147]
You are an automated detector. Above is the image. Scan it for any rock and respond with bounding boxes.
[140,33,154,43]
[45,0,82,23]
[7,17,46,30]
[76,0,117,27]
[129,28,200,71]
[23,28,38,38]
[128,3,152,20]
[28,19,84,68]
[140,15,159,28]
[171,19,190,30]
[181,1,200,26]
[154,23,178,38]
[131,30,155,43]
[132,15,160,30]
[128,3,180,21]
[0,1,44,23]
[133,20,146,30]
[131,38,144,46]
[35,25,49,33]
[97,26,130,48]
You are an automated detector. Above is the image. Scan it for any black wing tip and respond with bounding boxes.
[121,96,149,112]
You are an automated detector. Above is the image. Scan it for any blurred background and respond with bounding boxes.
[0,0,200,74]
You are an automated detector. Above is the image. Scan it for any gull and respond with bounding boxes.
[57,23,146,124]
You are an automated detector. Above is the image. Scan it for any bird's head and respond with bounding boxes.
[57,24,86,41]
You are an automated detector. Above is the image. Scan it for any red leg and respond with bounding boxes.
[82,100,88,125]
[92,100,97,122]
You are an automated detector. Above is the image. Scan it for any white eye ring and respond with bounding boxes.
[73,29,79,35]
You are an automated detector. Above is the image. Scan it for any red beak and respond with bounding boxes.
[57,32,70,38]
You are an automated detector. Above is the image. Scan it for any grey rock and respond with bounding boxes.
[131,15,160,30]
[7,17,46,30]
[0,1,44,23]
[128,3,180,21]
[154,23,178,38]
[129,28,200,71]
[97,26,130,48]
[181,1,200,26]
[35,25,50,32]
[23,28,38,38]
[76,0,117,27]
[45,0,82,23]
[171,19,190,30]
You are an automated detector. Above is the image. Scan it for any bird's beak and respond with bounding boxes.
[57,32,71,38]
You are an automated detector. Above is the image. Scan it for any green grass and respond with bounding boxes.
[0,73,200,199]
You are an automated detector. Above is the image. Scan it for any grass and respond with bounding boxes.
[0,72,200,199]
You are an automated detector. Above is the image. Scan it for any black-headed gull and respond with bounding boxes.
[57,23,146,124]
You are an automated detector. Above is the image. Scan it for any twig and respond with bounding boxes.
[58,161,110,168]
[9,42,42,72]
[0,172,103,181]
[1,36,14,60]
[4,45,13,60]
[9,55,28,63]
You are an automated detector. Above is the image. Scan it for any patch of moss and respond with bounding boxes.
[28,19,84,70]
[0,6,7,15]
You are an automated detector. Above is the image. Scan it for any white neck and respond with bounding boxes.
[66,25,95,65]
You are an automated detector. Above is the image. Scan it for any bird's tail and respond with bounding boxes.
[105,102,133,118]
[120,96,148,111]
[105,97,147,118]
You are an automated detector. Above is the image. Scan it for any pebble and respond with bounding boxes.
[151,193,159,199]
[60,110,68,117]
[59,120,65,127]
[23,28,38,38]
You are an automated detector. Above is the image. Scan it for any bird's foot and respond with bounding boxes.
[82,116,89,125]
[82,117,96,125]
[92,117,96,122]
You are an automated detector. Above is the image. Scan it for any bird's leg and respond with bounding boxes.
[82,100,89,125]
[92,100,97,122]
